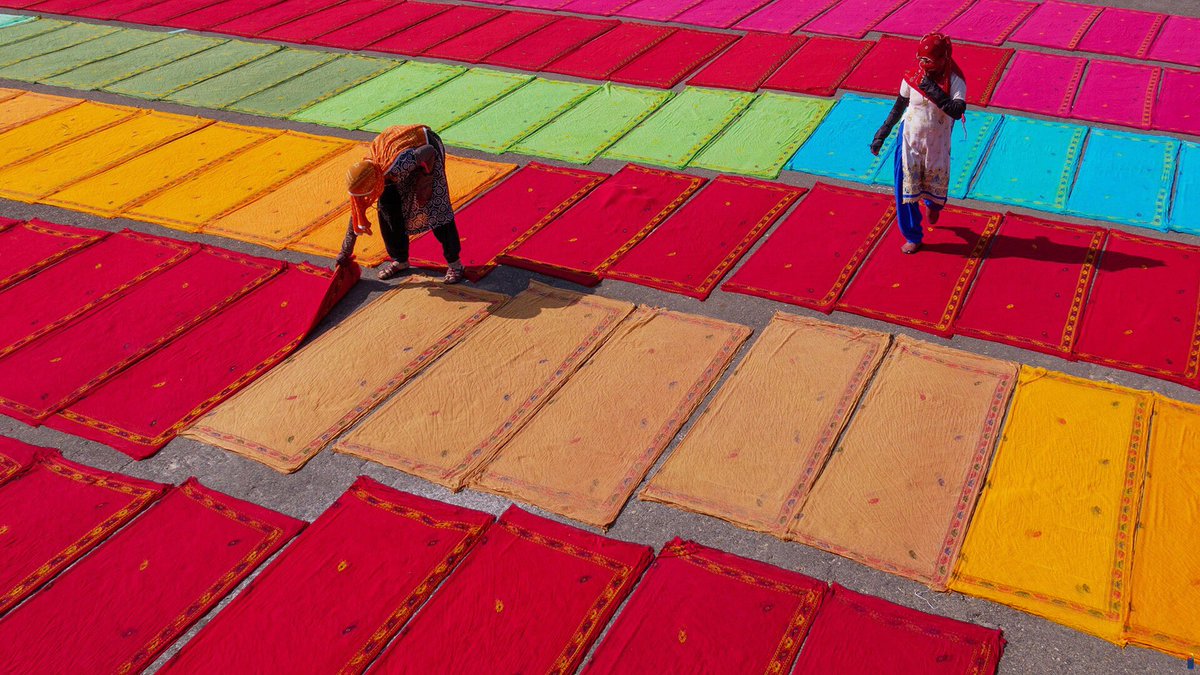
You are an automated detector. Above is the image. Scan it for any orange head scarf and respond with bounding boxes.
[346,125,430,234]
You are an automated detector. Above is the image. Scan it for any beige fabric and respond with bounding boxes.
[184,279,505,473]
[472,307,750,529]
[790,335,1018,589]
[335,281,634,489]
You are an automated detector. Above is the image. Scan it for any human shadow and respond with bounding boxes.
[919,226,1168,272]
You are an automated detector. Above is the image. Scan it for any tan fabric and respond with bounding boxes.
[0,92,80,133]
[335,281,634,489]
[472,307,750,529]
[640,313,890,536]
[790,335,1018,589]
[184,279,505,473]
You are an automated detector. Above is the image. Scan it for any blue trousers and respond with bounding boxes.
[893,125,923,245]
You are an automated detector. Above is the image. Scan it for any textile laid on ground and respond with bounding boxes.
[690,93,832,179]
[803,0,906,39]
[1153,69,1200,137]
[642,314,889,536]
[870,110,1002,199]
[943,0,1036,46]
[0,450,166,614]
[310,3,451,50]
[762,36,870,96]
[0,90,80,132]
[369,5,504,56]
[967,116,1085,213]
[512,82,672,164]
[543,22,674,80]
[162,478,493,673]
[1147,15,1200,68]
[336,283,634,490]
[836,207,1002,338]
[0,479,303,673]
[187,281,503,472]
[48,263,357,459]
[986,52,1085,119]
[1064,128,1177,230]
[0,22,117,69]
[606,176,802,299]
[1070,61,1160,130]
[441,78,596,154]
[0,101,137,171]
[0,436,38,485]
[487,16,617,71]
[0,219,102,291]
[785,94,893,182]
[841,35,1012,106]
[500,165,702,285]
[1075,6,1164,59]
[362,68,533,133]
[792,584,1005,674]
[951,368,1151,644]
[873,0,975,37]
[735,0,837,34]
[1072,231,1200,388]
[423,12,558,63]
[722,183,893,312]
[472,308,749,528]
[686,33,803,92]
[604,87,754,170]
[291,61,463,129]
[1126,397,1200,657]
[674,0,773,28]
[1172,142,1200,236]
[0,26,163,82]
[370,507,652,674]
[1010,0,1101,50]
[954,214,1104,358]
[228,55,394,118]
[44,35,222,91]
[792,337,1017,589]
[584,539,826,673]
[104,41,279,100]
[608,29,738,89]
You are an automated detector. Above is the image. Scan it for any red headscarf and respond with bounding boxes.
[903,33,965,101]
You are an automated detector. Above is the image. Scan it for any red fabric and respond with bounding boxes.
[499,165,704,286]
[1070,60,1160,130]
[24,0,105,14]
[372,506,652,674]
[425,11,559,63]
[686,32,804,92]
[543,22,676,80]
[842,36,1012,106]
[1075,7,1165,59]
[1073,231,1200,388]
[988,51,1086,118]
[487,16,618,71]
[836,205,1002,337]
[410,163,606,280]
[369,6,505,55]
[762,36,871,96]
[260,0,390,42]
[0,450,166,614]
[722,183,893,313]
[0,479,303,674]
[1009,0,1101,50]
[48,263,354,459]
[69,0,156,18]
[0,230,193,359]
[162,478,493,674]
[0,248,281,425]
[583,539,826,674]
[610,29,738,88]
[606,176,804,300]
[120,0,226,24]
[166,0,280,30]
[214,0,344,38]
[954,214,1105,358]
[1152,68,1200,137]
[792,584,1005,675]
[0,219,104,292]
[312,2,450,50]
[0,436,40,486]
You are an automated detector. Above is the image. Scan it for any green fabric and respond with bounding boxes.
[290,61,462,130]
[512,82,672,164]
[228,55,394,118]
[441,79,595,154]
[166,48,334,109]
[690,93,833,179]
[0,27,164,82]
[105,41,279,100]
[0,22,116,68]
[604,87,755,169]
[44,35,225,91]
[361,68,532,133]
[0,18,68,47]
[0,15,35,29]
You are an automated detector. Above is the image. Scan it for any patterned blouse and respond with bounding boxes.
[384,132,454,235]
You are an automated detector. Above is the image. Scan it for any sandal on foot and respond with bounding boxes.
[443,265,465,285]
[377,260,410,280]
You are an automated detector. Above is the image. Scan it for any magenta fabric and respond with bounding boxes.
[213,0,343,38]
[1009,0,1101,50]
[618,0,704,22]
[120,0,224,24]
[873,0,977,38]
[942,0,1035,46]
[1070,60,1159,129]
[71,0,158,19]
[1075,7,1165,59]
[673,0,770,29]
[803,0,907,38]
[735,0,836,34]
[168,0,287,30]
[311,2,450,51]
[561,0,640,16]
[989,51,1086,118]
[507,0,572,9]
[1152,68,1200,137]
[259,0,390,43]
[1146,15,1200,68]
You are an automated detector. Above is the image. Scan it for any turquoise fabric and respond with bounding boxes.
[872,111,1003,200]
[1065,128,1179,231]
[785,94,895,182]
[967,116,1086,213]
[1169,142,1200,236]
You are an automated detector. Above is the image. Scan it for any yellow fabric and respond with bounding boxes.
[203,143,367,248]
[0,101,135,171]
[44,122,274,217]
[442,154,517,207]
[792,336,1018,589]
[185,279,506,473]
[0,91,79,133]
[335,281,634,489]
[473,308,750,529]
[641,313,890,536]
[125,130,350,232]
[0,112,210,202]
[1126,396,1200,657]
[950,367,1152,644]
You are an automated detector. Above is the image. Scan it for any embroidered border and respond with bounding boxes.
[0,221,104,290]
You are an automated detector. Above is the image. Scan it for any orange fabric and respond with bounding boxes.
[350,125,429,234]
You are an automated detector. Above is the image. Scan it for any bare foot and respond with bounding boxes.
[901,241,921,254]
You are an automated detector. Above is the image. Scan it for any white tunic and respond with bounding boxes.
[898,74,967,206]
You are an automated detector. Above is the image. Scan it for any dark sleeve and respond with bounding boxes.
[918,76,966,120]
[873,95,909,146]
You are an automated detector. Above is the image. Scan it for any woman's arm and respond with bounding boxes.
[917,75,966,120]
[871,95,909,155]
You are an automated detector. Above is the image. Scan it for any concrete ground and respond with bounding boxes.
[1,0,1198,671]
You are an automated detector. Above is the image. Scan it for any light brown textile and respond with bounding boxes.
[640,313,890,536]
[472,307,751,529]
[790,335,1017,589]
[184,279,505,472]
[335,281,634,489]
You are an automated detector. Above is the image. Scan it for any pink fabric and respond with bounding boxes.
[507,0,572,9]
[942,0,1034,46]
[561,0,640,16]
[1009,0,1101,50]
[1070,60,1159,129]
[672,0,770,29]
[1152,68,1200,137]
[803,0,907,38]
[989,51,1086,118]
[735,0,837,33]
[1146,15,1200,68]
[1075,7,1165,59]
[311,2,450,51]
[618,0,704,22]
[259,0,391,43]
[166,0,278,31]
[120,0,224,25]
[874,0,977,38]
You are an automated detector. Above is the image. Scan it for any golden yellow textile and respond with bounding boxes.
[202,143,366,248]
[1126,396,1200,657]
[0,91,79,133]
[641,313,890,536]
[792,336,1017,589]
[950,367,1152,644]
[124,130,350,232]
[0,112,210,202]
[185,279,505,473]
[472,308,750,529]
[335,281,634,489]
[0,102,135,171]
[44,122,274,217]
